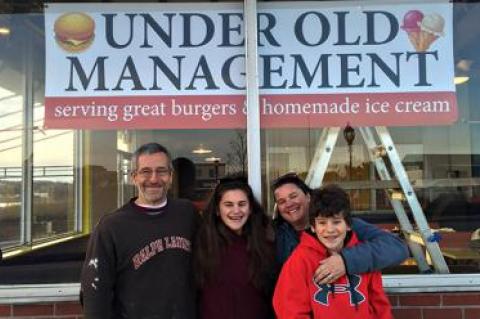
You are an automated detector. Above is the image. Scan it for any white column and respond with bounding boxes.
[244,0,262,200]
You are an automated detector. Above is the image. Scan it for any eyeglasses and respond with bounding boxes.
[135,168,171,178]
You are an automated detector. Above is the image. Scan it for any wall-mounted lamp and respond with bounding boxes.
[454,59,472,85]
[343,124,355,179]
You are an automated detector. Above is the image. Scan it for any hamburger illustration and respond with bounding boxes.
[54,12,95,53]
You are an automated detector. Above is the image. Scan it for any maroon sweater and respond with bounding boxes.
[199,234,272,319]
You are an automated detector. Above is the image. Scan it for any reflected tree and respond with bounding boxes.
[226,130,247,175]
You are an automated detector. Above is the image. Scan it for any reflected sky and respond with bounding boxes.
[0,93,74,167]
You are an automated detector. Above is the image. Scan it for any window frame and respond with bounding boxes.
[1,27,83,257]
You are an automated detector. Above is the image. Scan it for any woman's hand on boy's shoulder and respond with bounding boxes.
[313,253,346,285]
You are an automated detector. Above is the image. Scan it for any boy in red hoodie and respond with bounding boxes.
[273,184,392,319]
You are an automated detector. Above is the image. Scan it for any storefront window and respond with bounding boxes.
[0,0,479,287]
[263,125,480,274]
[0,12,80,283]
[262,1,480,274]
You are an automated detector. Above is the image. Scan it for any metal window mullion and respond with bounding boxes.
[244,0,262,199]
[21,31,34,244]
[74,131,83,232]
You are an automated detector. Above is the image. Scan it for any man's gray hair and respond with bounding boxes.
[132,143,173,171]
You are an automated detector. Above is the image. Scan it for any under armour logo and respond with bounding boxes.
[313,274,366,306]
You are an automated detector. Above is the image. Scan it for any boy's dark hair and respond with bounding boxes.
[271,172,311,196]
[309,184,352,226]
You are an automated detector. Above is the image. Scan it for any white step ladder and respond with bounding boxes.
[305,126,449,274]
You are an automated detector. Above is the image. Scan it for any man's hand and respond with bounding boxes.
[313,253,346,285]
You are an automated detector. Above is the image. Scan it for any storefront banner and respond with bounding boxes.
[44,2,456,129]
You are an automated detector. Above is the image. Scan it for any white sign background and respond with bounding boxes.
[44,1,456,129]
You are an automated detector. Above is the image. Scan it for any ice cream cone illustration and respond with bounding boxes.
[417,31,438,52]
[401,10,424,51]
[417,13,445,52]
[407,31,420,50]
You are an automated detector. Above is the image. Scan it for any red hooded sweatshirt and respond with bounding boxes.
[273,231,392,319]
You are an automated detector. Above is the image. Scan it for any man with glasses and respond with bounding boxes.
[272,173,409,285]
[81,143,197,319]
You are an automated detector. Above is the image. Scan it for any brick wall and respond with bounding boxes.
[390,292,480,319]
[0,292,479,318]
[0,302,82,319]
